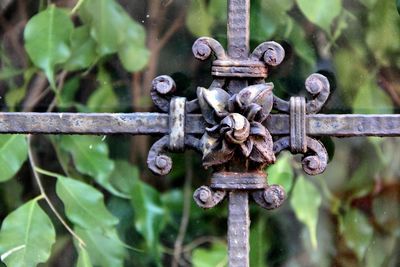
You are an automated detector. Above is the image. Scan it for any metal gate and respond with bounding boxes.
[1,0,400,266]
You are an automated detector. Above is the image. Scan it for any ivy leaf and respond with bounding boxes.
[341,209,373,261]
[24,5,73,88]
[296,0,342,33]
[75,227,126,267]
[56,175,119,230]
[0,135,28,182]
[87,67,118,112]
[186,0,214,37]
[130,174,165,258]
[0,198,56,267]
[77,245,93,267]
[267,152,294,192]
[192,242,227,267]
[64,25,97,71]
[290,176,322,249]
[59,136,121,196]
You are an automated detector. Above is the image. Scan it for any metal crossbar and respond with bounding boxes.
[2,0,400,266]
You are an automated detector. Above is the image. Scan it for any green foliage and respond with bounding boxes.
[56,175,119,229]
[0,197,56,267]
[0,0,399,266]
[24,5,73,88]
[296,0,342,34]
[75,227,126,267]
[192,242,227,267]
[340,209,373,261]
[290,176,322,249]
[267,152,294,192]
[59,136,121,196]
[0,135,28,182]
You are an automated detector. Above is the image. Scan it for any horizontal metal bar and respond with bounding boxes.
[0,112,205,135]
[1,112,400,137]
[267,114,400,137]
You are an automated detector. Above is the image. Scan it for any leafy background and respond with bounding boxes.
[0,0,399,266]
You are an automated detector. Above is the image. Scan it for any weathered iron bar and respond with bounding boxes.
[2,112,400,138]
[0,112,204,135]
[226,0,251,266]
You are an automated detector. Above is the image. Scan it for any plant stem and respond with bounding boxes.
[27,135,86,247]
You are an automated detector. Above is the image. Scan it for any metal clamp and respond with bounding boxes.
[169,97,186,151]
[290,97,307,153]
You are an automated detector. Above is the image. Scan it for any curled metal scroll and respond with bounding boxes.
[251,41,285,67]
[273,136,328,175]
[147,135,172,175]
[192,37,227,61]
[151,75,176,112]
[193,186,227,209]
[252,185,286,210]
[273,73,330,114]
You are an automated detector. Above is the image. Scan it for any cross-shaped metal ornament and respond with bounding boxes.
[2,0,400,266]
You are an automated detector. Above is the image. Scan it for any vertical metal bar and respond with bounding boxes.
[226,2,251,266]
[228,191,250,267]
[227,0,250,59]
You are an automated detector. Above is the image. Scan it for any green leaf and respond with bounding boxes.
[267,152,294,192]
[5,68,36,110]
[366,0,400,66]
[56,175,119,230]
[59,136,120,195]
[87,67,118,112]
[75,227,126,267]
[186,0,214,37]
[352,79,393,114]
[24,5,73,88]
[130,174,165,257]
[0,198,56,267]
[290,176,322,249]
[77,245,93,267]
[117,17,149,72]
[341,209,373,261]
[109,160,139,196]
[64,25,97,71]
[79,0,129,56]
[296,0,342,33]
[192,242,227,267]
[0,135,28,182]
[250,0,294,42]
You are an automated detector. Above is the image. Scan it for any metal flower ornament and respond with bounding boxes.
[1,1,400,266]
[198,83,275,169]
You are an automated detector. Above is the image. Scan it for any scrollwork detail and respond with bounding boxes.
[193,186,227,209]
[273,136,328,175]
[192,37,227,61]
[151,75,176,112]
[251,41,285,67]
[252,185,286,210]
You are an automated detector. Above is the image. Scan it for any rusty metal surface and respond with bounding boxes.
[3,112,400,138]
[0,112,204,135]
[1,0,399,266]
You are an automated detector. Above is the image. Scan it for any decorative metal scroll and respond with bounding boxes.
[0,0,400,266]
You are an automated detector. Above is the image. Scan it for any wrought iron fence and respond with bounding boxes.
[1,0,400,266]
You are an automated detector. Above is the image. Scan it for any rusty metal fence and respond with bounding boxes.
[1,0,400,266]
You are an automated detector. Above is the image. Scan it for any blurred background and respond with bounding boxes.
[0,0,399,266]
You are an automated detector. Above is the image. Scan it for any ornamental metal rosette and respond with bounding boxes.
[1,0,400,266]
